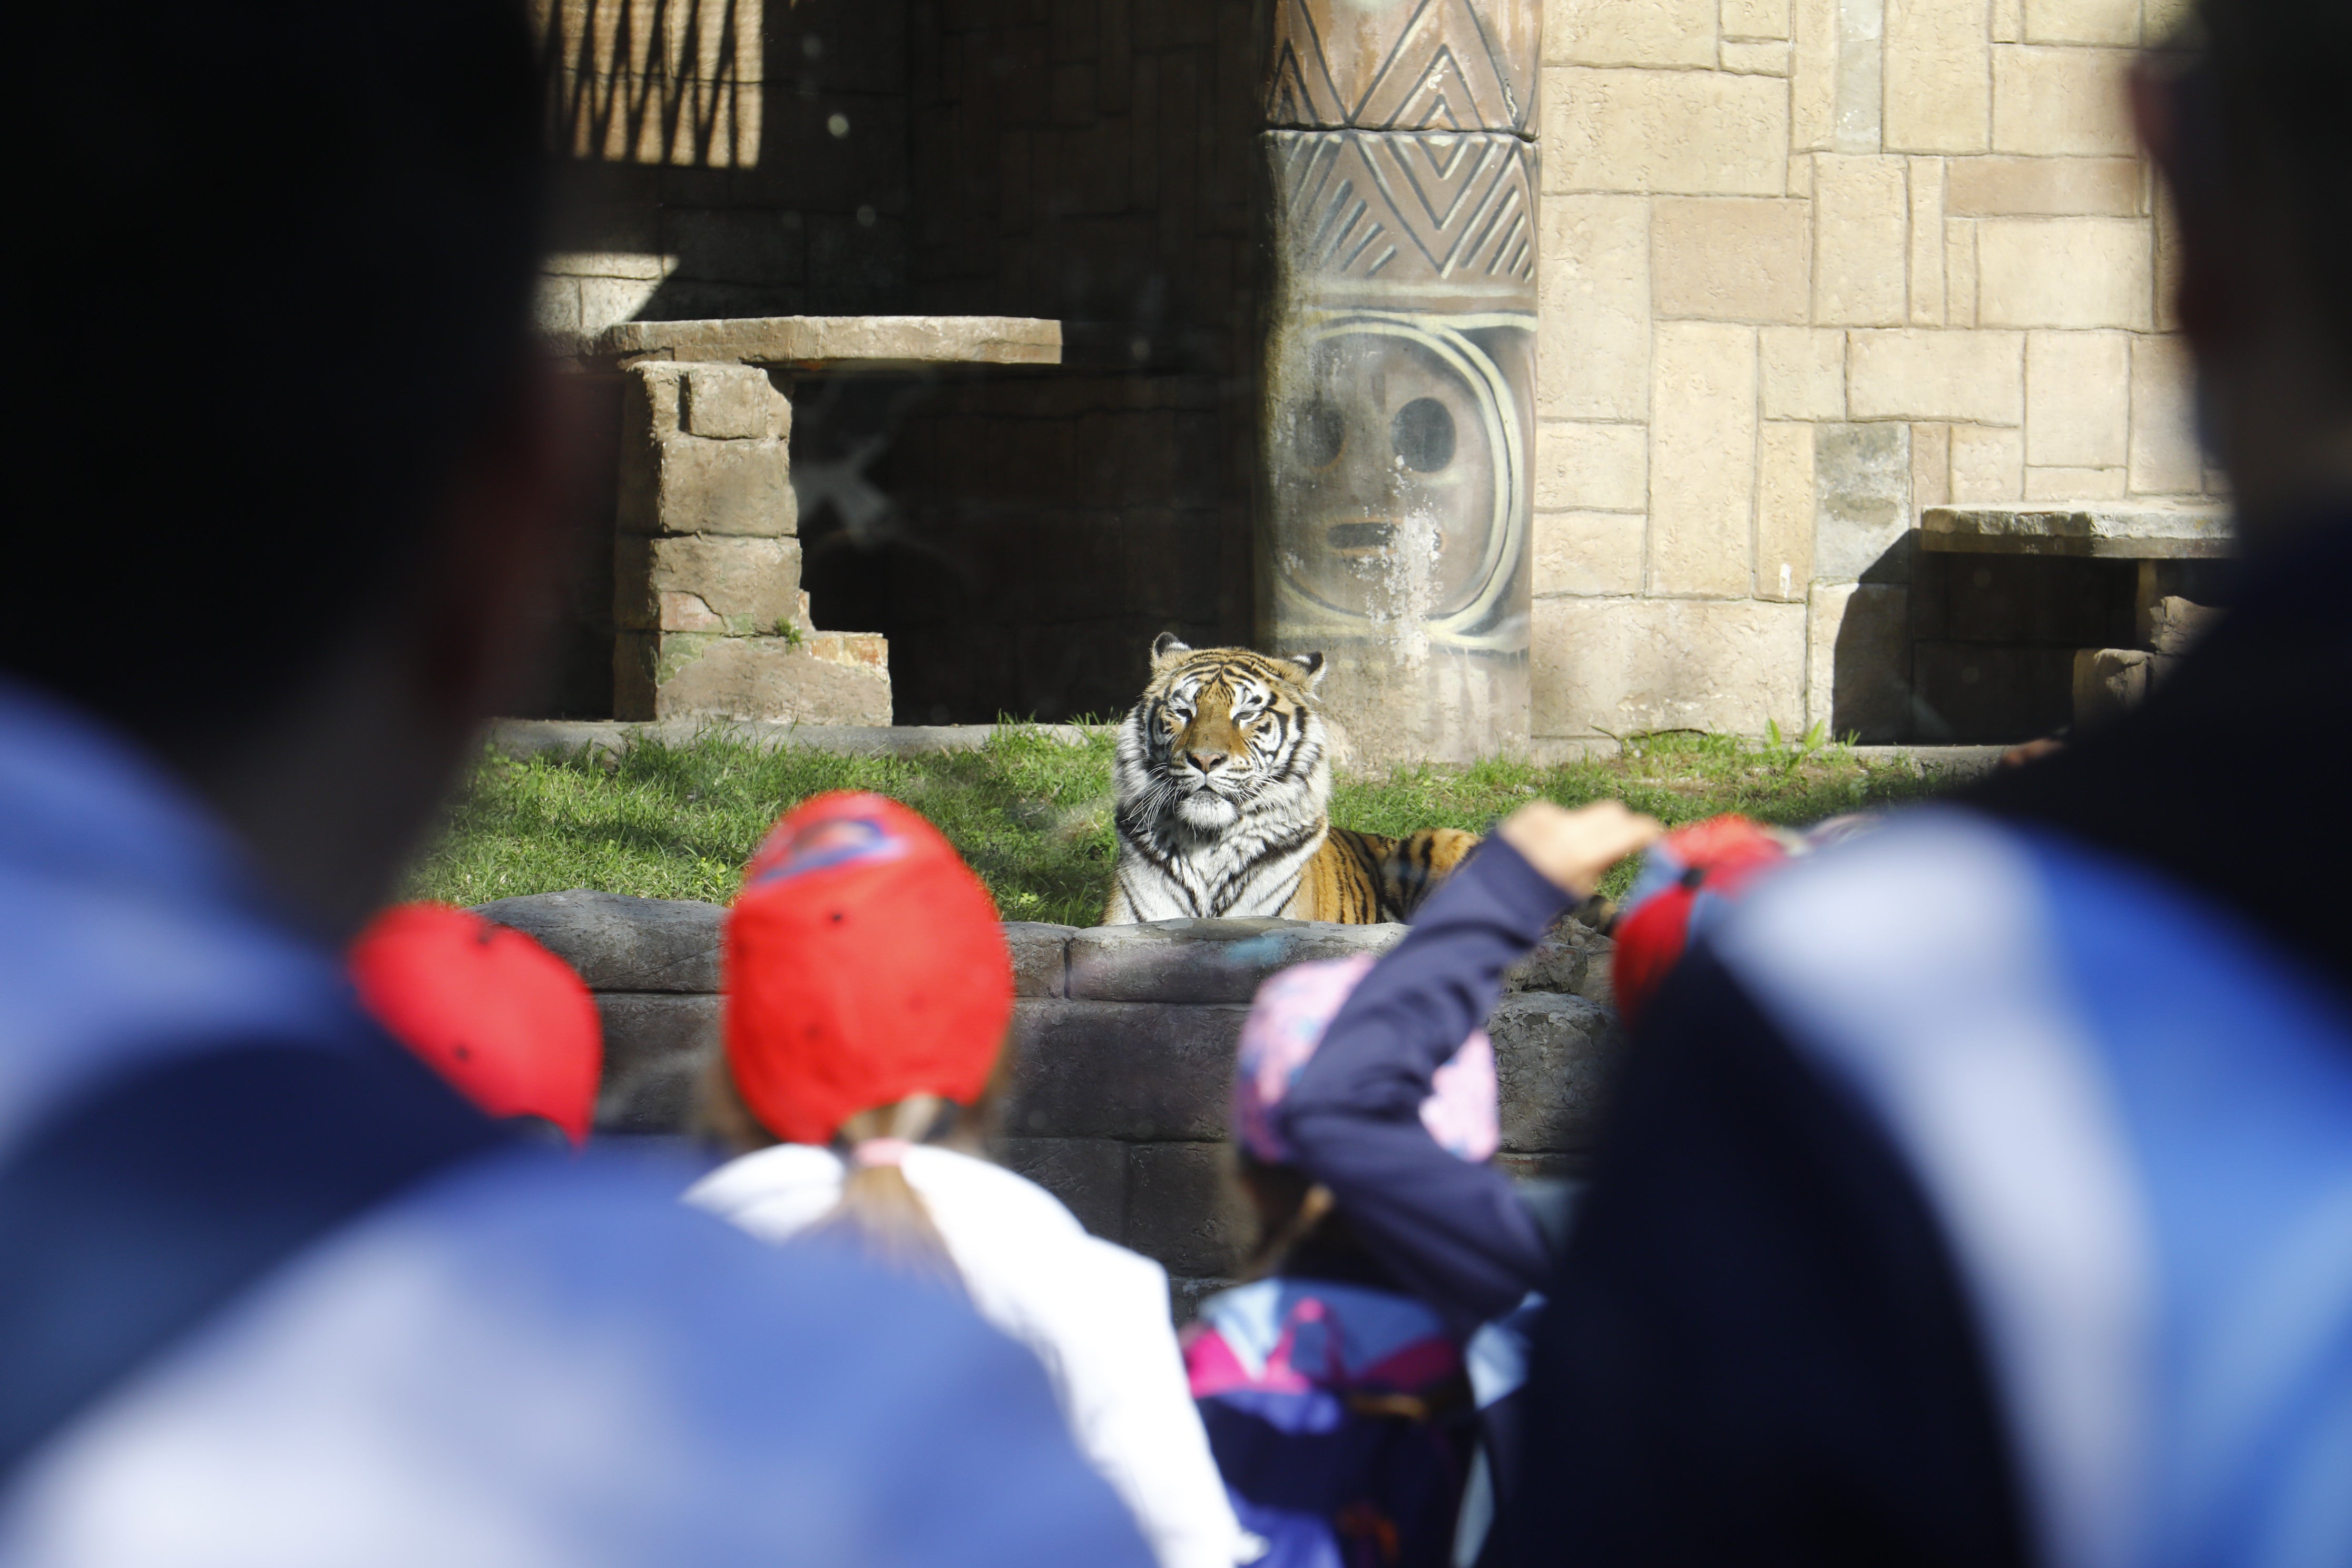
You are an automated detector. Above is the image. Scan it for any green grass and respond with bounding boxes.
[405,724,1952,925]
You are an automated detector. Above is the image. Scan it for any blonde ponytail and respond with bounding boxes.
[814,1095,963,1290]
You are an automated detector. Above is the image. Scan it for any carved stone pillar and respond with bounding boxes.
[1257,0,1540,763]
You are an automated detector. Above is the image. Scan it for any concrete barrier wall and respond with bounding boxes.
[479,890,1621,1300]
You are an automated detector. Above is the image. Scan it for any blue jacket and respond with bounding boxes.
[0,682,1151,1566]
[1275,838,1565,1336]
[1528,521,2352,1568]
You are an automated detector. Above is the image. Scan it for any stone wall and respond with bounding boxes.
[480,890,1620,1299]
[1529,0,2223,749]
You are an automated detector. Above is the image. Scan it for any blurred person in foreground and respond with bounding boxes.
[348,903,604,1146]
[1523,3,2351,1566]
[0,3,1150,1563]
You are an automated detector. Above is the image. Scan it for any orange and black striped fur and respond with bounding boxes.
[1102,636,1477,924]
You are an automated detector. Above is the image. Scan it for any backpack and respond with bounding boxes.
[1185,1276,1475,1568]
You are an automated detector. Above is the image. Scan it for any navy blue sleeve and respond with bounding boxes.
[1522,946,2027,1567]
[1273,837,1567,1329]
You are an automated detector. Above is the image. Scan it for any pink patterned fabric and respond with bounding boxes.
[1233,956,1499,1166]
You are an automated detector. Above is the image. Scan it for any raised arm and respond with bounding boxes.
[1275,803,1658,1329]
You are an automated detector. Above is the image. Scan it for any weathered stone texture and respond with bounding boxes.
[1812,155,1909,326]
[1976,218,2151,329]
[679,364,787,440]
[1760,327,1848,419]
[1535,511,1647,597]
[1491,994,1620,1155]
[1652,199,1811,323]
[994,1137,1129,1240]
[1124,1143,1256,1278]
[1544,0,1718,67]
[1946,155,2142,216]
[1991,45,2136,156]
[1003,999,1244,1141]
[2025,330,2130,468]
[1536,421,1649,512]
[1532,596,1806,736]
[477,889,724,992]
[1065,919,1405,1004]
[1539,197,1652,419]
[615,535,803,635]
[1908,159,1947,325]
[1884,0,1991,153]
[1543,67,1790,194]
[1757,421,1818,601]
[1848,328,2025,424]
[592,993,720,1134]
[1951,423,2026,501]
[1649,322,1759,596]
[1719,39,1791,74]
[2022,0,2140,47]
[618,632,893,724]
[1004,922,1075,997]
[1813,420,1913,579]
[1722,0,1793,38]
[2024,465,2127,500]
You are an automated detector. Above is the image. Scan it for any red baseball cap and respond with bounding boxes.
[349,903,604,1144]
[1610,815,1793,1032]
[725,792,1012,1147]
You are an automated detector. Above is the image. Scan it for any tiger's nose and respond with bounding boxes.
[1185,749,1230,774]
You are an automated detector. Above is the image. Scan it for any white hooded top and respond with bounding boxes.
[685,1144,1253,1568]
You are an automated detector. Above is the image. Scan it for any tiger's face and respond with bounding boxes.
[1132,635,1327,830]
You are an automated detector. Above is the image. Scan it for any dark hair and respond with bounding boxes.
[2178,0,2352,380]
[10,0,548,744]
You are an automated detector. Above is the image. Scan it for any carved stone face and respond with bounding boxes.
[1272,324,1508,633]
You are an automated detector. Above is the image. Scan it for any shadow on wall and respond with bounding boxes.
[791,369,1236,724]
[1830,547,2187,746]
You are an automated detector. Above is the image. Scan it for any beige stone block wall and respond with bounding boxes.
[1527,0,2220,745]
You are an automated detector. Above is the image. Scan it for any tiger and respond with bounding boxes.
[1101,634,1478,925]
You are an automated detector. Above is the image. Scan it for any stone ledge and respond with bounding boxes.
[484,719,1111,762]
[563,315,1063,370]
[1917,504,2232,558]
[476,889,723,992]
[1067,919,1408,1003]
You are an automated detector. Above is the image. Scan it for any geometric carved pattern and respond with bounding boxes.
[1265,0,1537,135]
[1270,132,1535,286]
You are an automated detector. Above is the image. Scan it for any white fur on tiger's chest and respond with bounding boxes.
[1109,822,1328,922]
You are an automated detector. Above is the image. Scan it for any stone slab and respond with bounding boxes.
[1918,505,2232,558]
[1066,919,1408,1004]
[1123,1142,1255,1279]
[1004,922,1075,997]
[1491,992,1620,1157]
[992,1136,1129,1241]
[591,993,720,1134]
[476,889,725,992]
[1002,999,1248,1142]
[581,316,1063,370]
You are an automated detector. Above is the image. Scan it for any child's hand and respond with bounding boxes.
[1497,801,1663,898]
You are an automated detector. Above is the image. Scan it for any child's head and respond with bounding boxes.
[1231,956,1499,1270]
[349,903,603,1145]
[718,792,1012,1279]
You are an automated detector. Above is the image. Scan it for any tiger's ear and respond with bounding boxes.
[1150,632,1192,669]
[1288,651,1327,688]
